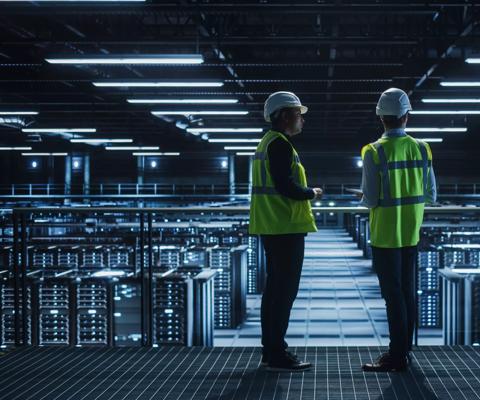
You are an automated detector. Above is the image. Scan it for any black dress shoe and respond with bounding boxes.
[362,352,408,372]
[266,351,312,372]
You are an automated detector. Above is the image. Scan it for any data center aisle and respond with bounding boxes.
[215,228,391,347]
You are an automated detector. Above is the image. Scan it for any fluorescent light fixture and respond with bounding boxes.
[128,99,238,104]
[31,161,38,168]
[236,152,255,156]
[422,98,480,103]
[93,81,223,88]
[70,139,133,144]
[417,138,443,143]
[405,127,467,132]
[465,58,480,64]
[92,270,126,278]
[221,160,228,168]
[356,160,363,168]
[6,0,145,2]
[106,146,159,151]
[22,153,67,156]
[132,152,180,156]
[46,55,203,65]
[224,146,257,150]
[186,128,263,135]
[152,111,248,116]
[440,82,480,87]
[22,128,96,133]
[410,110,480,115]
[0,147,32,151]
[0,111,38,115]
[208,139,261,143]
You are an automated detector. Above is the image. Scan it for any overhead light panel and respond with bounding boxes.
[422,98,480,103]
[132,152,180,156]
[46,55,203,65]
[0,111,38,115]
[186,128,263,135]
[236,152,255,156]
[93,81,223,88]
[208,139,261,143]
[0,147,32,151]
[5,0,145,2]
[417,138,443,143]
[440,82,480,87]
[70,139,133,144]
[22,128,96,133]
[410,110,480,115]
[106,146,160,151]
[224,146,257,151]
[465,58,480,64]
[405,127,467,132]
[128,99,238,104]
[152,111,248,116]
[21,153,68,156]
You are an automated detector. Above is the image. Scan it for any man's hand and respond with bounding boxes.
[312,187,323,200]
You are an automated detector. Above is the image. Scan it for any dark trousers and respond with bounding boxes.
[260,233,305,357]
[372,245,417,360]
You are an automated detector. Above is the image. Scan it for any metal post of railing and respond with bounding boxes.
[118,183,121,196]
[21,213,28,345]
[154,183,157,195]
[12,212,20,346]
[136,183,139,196]
[29,184,32,197]
[139,213,146,346]
[147,213,153,347]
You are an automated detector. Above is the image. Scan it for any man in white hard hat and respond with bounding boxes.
[249,91,323,372]
[360,88,437,372]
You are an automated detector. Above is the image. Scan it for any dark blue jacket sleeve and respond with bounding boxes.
[267,138,315,201]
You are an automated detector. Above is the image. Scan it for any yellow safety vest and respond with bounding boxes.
[249,130,317,235]
[361,135,432,248]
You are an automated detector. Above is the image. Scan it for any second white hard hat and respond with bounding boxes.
[376,88,412,118]
[264,91,308,122]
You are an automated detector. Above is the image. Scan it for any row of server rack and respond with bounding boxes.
[0,216,266,347]
[344,213,480,336]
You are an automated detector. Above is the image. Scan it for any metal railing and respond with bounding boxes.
[1,183,479,198]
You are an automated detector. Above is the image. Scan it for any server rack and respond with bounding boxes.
[152,273,193,346]
[0,279,32,346]
[440,268,480,345]
[208,245,247,329]
[417,250,442,328]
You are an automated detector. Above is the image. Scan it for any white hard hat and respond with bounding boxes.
[376,88,412,118]
[264,91,308,122]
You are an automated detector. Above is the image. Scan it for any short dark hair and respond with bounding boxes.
[381,112,408,129]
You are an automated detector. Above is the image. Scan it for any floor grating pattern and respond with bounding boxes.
[1,346,479,399]
[217,229,442,347]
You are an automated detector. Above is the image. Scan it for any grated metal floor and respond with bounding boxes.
[1,346,480,400]
[217,229,442,347]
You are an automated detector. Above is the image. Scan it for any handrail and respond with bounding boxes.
[11,205,480,215]
[1,182,480,198]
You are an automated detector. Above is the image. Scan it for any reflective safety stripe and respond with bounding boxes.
[378,195,425,207]
[387,160,431,169]
[374,142,391,203]
[252,186,279,195]
[375,140,429,208]
[417,140,428,194]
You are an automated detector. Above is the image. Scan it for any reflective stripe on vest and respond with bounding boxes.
[252,143,302,195]
[374,140,428,207]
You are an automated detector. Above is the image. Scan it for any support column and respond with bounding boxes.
[83,154,90,195]
[248,155,253,195]
[137,156,145,185]
[47,156,55,185]
[228,153,235,197]
[64,155,71,195]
